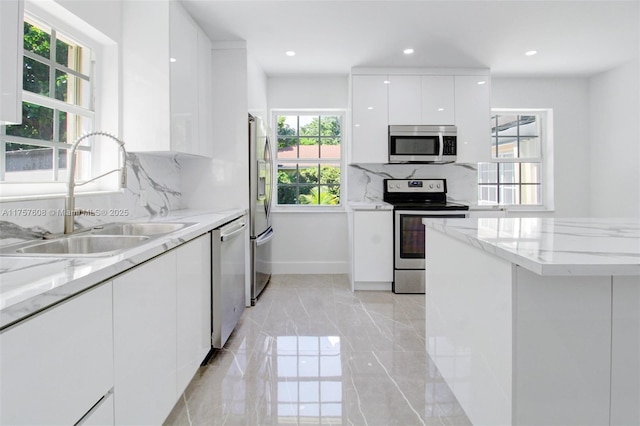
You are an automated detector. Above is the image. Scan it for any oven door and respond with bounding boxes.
[394,210,467,269]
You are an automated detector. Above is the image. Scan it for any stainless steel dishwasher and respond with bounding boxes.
[211,215,247,348]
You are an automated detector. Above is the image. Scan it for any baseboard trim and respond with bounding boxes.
[353,281,392,291]
[271,261,349,275]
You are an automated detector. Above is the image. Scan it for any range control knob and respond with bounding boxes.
[437,184,441,189]
[429,184,434,189]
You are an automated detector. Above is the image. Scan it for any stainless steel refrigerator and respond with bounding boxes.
[248,114,274,305]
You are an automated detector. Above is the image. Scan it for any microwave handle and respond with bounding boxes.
[438,132,444,159]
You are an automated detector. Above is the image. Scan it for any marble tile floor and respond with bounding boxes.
[164,274,471,426]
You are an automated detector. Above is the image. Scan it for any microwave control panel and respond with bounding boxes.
[443,137,457,155]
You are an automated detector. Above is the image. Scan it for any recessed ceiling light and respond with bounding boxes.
[169,57,177,63]
[525,50,537,56]
[477,80,486,85]
[437,108,445,112]
[367,106,374,110]
[383,80,390,84]
[403,48,414,55]
[285,51,296,56]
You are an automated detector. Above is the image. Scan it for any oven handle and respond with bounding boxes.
[394,210,468,216]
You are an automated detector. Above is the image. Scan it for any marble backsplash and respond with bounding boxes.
[0,152,186,246]
[348,163,477,204]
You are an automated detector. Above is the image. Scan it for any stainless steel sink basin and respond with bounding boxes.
[91,222,191,236]
[0,221,197,257]
[12,235,150,256]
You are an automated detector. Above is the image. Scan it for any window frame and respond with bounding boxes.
[0,1,119,201]
[271,109,346,212]
[478,108,554,211]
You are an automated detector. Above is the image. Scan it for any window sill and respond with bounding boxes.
[271,206,347,214]
[0,182,122,202]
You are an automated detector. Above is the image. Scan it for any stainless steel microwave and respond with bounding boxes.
[388,125,457,163]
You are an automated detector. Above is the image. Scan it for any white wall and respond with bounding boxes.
[588,59,640,217]
[268,75,350,274]
[491,77,590,217]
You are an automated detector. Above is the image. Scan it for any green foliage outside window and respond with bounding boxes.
[275,114,342,205]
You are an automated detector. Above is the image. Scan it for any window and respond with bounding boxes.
[0,15,94,185]
[275,112,343,206]
[478,110,552,207]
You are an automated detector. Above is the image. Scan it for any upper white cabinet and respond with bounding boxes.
[388,75,455,125]
[421,76,455,125]
[351,68,490,164]
[351,75,389,163]
[1,283,114,425]
[0,0,24,124]
[122,0,212,157]
[388,75,421,124]
[454,75,491,163]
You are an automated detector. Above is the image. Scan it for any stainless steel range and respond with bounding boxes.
[383,179,469,294]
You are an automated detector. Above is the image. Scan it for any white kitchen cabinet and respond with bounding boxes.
[0,0,24,124]
[388,75,455,125]
[388,75,421,125]
[351,74,389,163]
[113,252,178,425]
[0,282,114,425]
[176,233,212,393]
[122,0,212,157]
[80,393,114,426]
[197,27,214,158]
[421,75,455,125]
[454,75,491,163]
[169,0,198,155]
[352,210,393,289]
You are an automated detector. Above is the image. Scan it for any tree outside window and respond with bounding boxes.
[1,16,93,183]
[275,113,343,206]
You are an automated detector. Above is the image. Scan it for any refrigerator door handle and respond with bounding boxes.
[264,136,273,219]
[256,228,274,247]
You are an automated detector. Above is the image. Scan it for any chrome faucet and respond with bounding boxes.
[64,132,127,234]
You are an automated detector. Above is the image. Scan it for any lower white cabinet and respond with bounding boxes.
[351,210,393,290]
[113,235,212,424]
[0,283,114,425]
[176,233,212,393]
[113,250,178,425]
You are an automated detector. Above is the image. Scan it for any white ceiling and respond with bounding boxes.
[181,0,639,77]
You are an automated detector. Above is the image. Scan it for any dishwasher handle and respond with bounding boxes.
[221,221,247,242]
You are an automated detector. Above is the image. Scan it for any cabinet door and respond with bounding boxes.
[176,233,212,393]
[421,76,455,125]
[0,283,114,425]
[388,75,421,125]
[197,27,213,158]
[0,0,24,124]
[454,75,491,163]
[113,252,178,425]
[351,75,389,163]
[122,0,171,151]
[170,1,199,155]
[353,210,393,282]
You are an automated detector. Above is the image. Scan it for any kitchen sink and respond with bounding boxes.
[0,221,198,257]
[90,222,192,236]
[8,235,150,256]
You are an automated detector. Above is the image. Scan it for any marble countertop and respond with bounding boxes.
[423,217,640,276]
[347,201,394,211]
[0,208,246,330]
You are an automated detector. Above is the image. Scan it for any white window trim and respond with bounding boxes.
[271,109,347,213]
[481,108,554,212]
[0,0,120,202]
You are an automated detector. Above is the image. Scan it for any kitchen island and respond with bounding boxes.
[422,217,640,426]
